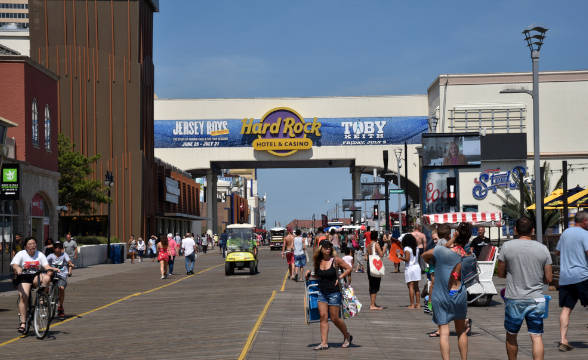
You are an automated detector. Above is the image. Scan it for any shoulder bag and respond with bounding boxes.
[368,243,385,277]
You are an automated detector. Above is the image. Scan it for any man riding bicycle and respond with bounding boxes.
[10,236,59,333]
[46,241,74,319]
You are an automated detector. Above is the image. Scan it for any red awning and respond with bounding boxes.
[423,212,502,227]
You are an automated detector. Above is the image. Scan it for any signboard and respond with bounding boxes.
[1,164,19,200]
[165,177,180,204]
[472,166,526,200]
[360,182,386,200]
[422,168,458,214]
[154,107,428,157]
[342,199,362,212]
[389,189,405,194]
[422,133,481,168]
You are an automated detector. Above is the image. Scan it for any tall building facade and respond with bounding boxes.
[0,0,29,55]
[29,0,159,242]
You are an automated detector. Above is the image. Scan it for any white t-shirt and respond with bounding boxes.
[10,250,49,274]
[404,247,418,267]
[137,240,146,251]
[47,253,71,278]
[202,236,208,246]
[182,237,196,256]
[342,255,354,267]
[293,236,304,256]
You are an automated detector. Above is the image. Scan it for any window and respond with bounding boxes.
[44,105,51,151]
[31,98,38,146]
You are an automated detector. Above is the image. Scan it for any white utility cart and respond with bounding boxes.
[423,212,501,306]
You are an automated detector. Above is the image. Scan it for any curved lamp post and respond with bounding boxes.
[500,25,548,242]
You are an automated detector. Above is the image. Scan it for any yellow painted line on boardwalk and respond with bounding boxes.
[238,290,276,360]
[280,269,288,291]
[0,263,222,348]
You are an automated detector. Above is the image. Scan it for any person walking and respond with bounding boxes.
[497,216,552,360]
[201,233,208,254]
[148,235,157,262]
[398,233,421,309]
[174,233,182,255]
[128,235,137,264]
[555,210,588,352]
[306,239,353,350]
[329,228,341,254]
[220,230,228,258]
[282,227,295,280]
[388,236,403,273]
[63,233,78,274]
[157,236,170,279]
[167,233,179,275]
[292,229,306,281]
[44,238,55,257]
[422,222,471,360]
[366,230,384,311]
[182,232,197,275]
[137,237,146,263]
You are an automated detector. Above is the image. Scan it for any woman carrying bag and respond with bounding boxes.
[306,239,353,350]
[366,230,385,310]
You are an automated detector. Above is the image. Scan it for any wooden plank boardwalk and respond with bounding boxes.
[0,247,586,359]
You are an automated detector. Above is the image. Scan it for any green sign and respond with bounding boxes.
[389,189,405,194]
[1,164,20,200]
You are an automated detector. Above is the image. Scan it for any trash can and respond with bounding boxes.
[120,244,125,263]
[112,244,121,264]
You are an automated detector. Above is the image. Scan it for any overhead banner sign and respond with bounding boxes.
[154,107,428,156]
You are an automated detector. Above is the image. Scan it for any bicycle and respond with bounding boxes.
[16,272,54,339]
[48,276,60,321]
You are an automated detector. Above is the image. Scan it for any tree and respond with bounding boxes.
[492,162,562,232]
[58,134,109,214]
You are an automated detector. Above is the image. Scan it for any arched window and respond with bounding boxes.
[44,105,51,151]
[32,98,39,146]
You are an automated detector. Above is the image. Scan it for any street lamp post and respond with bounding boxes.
[500,25,548,242]
[104,171,114,263]
[394,148,403,235]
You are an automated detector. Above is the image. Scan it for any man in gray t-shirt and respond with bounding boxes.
[63,233,78,274]
[497,217,553,360]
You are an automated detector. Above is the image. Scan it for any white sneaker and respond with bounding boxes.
[161,275,165,279]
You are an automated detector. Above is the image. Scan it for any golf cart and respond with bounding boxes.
[269,227,286,250]
[225,224,259,275]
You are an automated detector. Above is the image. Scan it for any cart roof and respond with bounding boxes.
[423,212,502,227]
[226,224,255,229]
[270,227,286,231]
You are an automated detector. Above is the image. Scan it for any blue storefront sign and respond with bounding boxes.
[154,108,428,154]
[472,166,526,200]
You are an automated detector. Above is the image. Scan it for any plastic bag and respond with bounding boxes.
[341,284,362,319]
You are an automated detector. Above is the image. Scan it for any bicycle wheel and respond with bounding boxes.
[33,290,51,339]
[49,284,59,320]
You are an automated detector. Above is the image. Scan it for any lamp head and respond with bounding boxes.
[522,25,548,54]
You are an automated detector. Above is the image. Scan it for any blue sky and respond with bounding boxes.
[153,0,588,227]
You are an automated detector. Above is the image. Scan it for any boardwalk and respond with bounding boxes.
[0,247,586,359]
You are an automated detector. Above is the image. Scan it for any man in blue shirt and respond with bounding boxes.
[555,210,588,352]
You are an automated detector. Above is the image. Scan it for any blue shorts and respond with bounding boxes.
[294,255,306,267]
[317,290,342,306]
[504,299,545,335]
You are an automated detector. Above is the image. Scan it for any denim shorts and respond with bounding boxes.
[317,290,342,306]
[504,299,545,335]
[294,255,306,268]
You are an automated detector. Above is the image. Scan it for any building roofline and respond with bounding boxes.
[148,0,159,12]
[154,94,427,101]
[0,55,59,80]
[428,69,588,92]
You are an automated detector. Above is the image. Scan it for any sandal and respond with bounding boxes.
[558,342,574,352]
[17,322,26,333]
[428,330,440,337]
[341,335,353,348]
[466,319,473,336]
[313,344,329,350]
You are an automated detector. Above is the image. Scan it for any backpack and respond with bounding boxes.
[461,254,479,288]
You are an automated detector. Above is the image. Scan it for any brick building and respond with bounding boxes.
[0,55,59,278]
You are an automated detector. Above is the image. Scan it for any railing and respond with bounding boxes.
[449,107,526,133]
